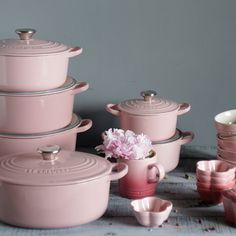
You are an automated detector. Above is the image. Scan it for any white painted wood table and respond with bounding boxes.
[0,158,235,236]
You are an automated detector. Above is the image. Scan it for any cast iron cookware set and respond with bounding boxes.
[0,29,195,228]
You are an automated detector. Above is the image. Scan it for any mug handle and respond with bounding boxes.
[148,164,165,184]
[109,163,128,181]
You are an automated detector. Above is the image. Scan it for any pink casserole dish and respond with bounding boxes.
[0,145,128,228]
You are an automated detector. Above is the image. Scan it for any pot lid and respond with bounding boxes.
[118,90,179,115]
[223,187,236,203]
[0,28,71,56]
[0,145,113,186]
[0,76,77,97]
[0,113,81,139]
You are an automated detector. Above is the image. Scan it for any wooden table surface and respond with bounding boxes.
[0,158,235,236]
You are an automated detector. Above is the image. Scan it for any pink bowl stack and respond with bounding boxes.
[196,160,236,204]
[215,110,236,165]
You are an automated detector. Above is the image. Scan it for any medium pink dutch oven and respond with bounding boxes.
[0,145,128,228]
[0,28,83,91]
[0,114,92,156]
[0,77,88,134]
[106,90,191,141]
[152,129,194,172]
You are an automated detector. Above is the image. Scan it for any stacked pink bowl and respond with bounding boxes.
[196,160,236,204]
[215,110,236,165]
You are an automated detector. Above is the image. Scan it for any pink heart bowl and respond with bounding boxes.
[196,160,236,178]
[131,196,172,227]
[197,173,235,185]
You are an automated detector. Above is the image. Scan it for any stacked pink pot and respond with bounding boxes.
[106,90,194,172]
[215,110,236,165]
[0,28,92,155]
[196,160,236,204]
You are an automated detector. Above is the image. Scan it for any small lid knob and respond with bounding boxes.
[15,28,36,40]
[37,145,60,161]
[140,90,157,102]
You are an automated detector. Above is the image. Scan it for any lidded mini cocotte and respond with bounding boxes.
[0,28,80,56]
[0,145,116,186]
[106,90,191,141]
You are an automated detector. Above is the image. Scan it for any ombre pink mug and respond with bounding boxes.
[118,155,165,199]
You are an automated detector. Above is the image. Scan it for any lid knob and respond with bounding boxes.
[15,28,36,40]
[37,145,60,161]
[141,90,157,102]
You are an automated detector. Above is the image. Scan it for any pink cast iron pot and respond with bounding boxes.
[152,129,194,172]
[0,77,89,134]
[0,114,92,156]
[0,145,128,228]
[0,28,83,91]
[106,90,191,141]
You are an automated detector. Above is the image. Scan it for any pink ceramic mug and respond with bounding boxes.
[118,155,165,199]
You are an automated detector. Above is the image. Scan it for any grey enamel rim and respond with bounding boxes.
[152,129,182,144]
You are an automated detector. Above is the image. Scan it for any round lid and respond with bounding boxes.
[0,76,77,97]
[118,90,179,115]
[0,28,71,56]
[0,145,113,186]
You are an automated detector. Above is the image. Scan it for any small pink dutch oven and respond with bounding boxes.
[0,28,83,91]
[0,145,128,228]
[106,90,191,141]
[152,129,194,172]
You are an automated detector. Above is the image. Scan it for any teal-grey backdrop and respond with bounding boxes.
[0,0,236,156]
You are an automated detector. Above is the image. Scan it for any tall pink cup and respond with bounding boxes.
[118,155,165,199]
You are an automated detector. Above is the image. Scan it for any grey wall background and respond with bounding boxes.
[0,0,236,156]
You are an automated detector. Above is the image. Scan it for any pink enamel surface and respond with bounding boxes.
[0,118,92,156]
[131,196,172,227]
[223,194,236,226]
[0,178,110,228]
[196,160,236,178]
[0,79,89,134]
[120,112,177,141]
[118,156,165,199]
[152,130,194,172]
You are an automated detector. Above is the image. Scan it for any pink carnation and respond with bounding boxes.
[95,128,152,160]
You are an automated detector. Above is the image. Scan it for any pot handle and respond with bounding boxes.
[74,119,93,133]
[109,162,128,181]
[71,82,89,95]
[106,104,121,117]
[177,103,191,116]
[67,46,83,58]
[179,131,194,145]
[148,164,165,184]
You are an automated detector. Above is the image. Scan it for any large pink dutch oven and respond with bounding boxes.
[0,114,92,156]
[0,77,88,134]
[152,129,194,172]
[0,145,128,228]
[106,90,191,141]
[0,28,83,91]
